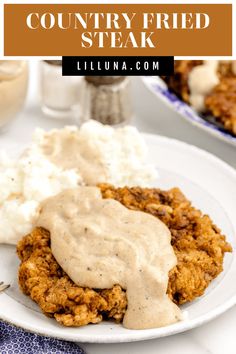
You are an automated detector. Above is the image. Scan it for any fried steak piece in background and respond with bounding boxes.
[17,185,232,327]
[205,77,236,135]
[162,60,236,135]
[162,60,203,102]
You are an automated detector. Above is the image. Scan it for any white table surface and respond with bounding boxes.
[1,65,236,354]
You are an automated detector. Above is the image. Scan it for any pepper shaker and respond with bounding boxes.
[80,76,133,125]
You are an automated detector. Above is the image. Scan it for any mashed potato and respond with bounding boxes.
[0,120,157,244]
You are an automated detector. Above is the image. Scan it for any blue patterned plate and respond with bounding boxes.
[142,76,236,147]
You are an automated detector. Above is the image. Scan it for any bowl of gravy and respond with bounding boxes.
[0,61,28,129]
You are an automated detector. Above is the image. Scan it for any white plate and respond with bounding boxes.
[0,134,236,343]
[142,76,236,147]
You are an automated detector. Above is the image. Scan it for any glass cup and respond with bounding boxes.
[40,60,82,120]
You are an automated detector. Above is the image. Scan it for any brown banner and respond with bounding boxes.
[4,4,232,56]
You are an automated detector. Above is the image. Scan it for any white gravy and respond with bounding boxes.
[188,60,219,112]
[41,129,108,185]
[37,186,182,329]
[0,61,28,126]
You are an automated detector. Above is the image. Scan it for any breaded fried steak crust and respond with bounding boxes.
[205,77,236,135]
[17,185,232,327]
[162,60,236,135]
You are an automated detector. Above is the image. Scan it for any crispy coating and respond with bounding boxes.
[17,185,232,327]
[162,60,203,102]
[162,60,236,135]
[205,77,236,134]
[17,228,127,327]
[100,185,231,304]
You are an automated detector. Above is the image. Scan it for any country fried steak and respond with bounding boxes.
[162,60,236,135]
[17,184,232,327]
[205,77,236,135]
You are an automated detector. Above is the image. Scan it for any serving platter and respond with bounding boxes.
[0,133,236,343]
[142,76,236,147]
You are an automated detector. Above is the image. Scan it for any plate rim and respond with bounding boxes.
[0,290,236,344]
[0,133,236,343]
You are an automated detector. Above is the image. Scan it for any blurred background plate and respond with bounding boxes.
[142,76,236,147]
